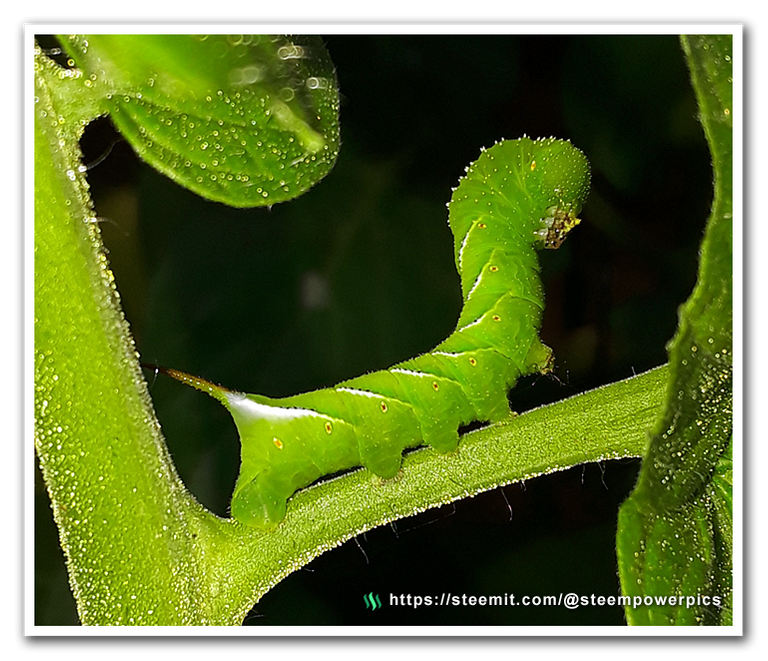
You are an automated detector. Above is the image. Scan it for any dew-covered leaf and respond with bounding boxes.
[616,34,734,626]
[61,34,340,207]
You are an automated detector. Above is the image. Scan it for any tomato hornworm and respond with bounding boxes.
[157,137,591,529]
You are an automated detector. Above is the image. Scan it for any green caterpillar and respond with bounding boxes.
[160,137,590,529]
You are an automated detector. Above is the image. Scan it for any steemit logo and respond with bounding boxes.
[363,592,382,610]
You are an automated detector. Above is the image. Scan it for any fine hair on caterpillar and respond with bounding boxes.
[156,136,591,529]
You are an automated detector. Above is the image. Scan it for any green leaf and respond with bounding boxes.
[60,34,340,207]
[616,34,734,626]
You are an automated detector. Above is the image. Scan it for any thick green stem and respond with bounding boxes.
[34,48,219,626]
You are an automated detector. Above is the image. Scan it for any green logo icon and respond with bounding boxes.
[363,592,382,610]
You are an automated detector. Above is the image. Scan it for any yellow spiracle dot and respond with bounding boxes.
[477,222,487,229]
[489,265,499,272]
[432,381,440,391]
[325,422,333,434]
[492,315,501,322]
[273,438,284,450]
[469,357,477,366]
[530,160,537,171]
[380,401,388,413]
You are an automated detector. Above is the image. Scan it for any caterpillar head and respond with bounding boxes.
[529,138,590,249]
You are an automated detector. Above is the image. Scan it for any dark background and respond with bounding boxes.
[35,33,712,626]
